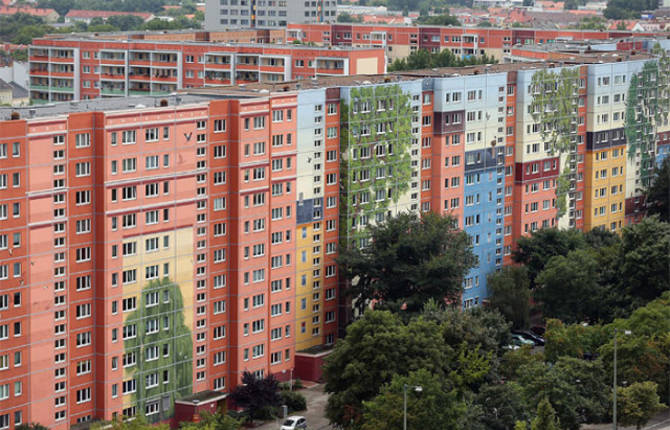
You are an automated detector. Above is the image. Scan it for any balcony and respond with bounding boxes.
[29,84,49,91]
[50,86,74,93]
[129,90,151,96]
[101,88,125,96]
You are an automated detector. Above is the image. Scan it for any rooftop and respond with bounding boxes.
[175,390,228,405]
[0,94,235,121]
[32,36,383,52]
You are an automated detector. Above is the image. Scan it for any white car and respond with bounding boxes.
[281,415,307,430]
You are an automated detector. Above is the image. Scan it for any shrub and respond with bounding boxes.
[280,391,307,413]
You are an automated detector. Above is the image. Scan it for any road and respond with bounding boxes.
[255,384,332,430]
[582,410,670,430]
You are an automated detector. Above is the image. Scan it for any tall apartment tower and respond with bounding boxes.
[0,94,339,429]
[204,0,336,30]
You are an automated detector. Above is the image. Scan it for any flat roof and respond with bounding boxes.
[32,36,383,52]
[183,52,652,94]
[0,94,236,121]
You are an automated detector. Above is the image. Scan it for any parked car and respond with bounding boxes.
[512,330,545,346]
[511,333,535,347]
[281,416,307,430]
[530,326,546,337]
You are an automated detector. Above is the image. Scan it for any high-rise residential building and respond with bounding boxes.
[204,0,336,30]
[28,37,385,103]
[0,47,668,429]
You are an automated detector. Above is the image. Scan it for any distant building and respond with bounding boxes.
[0,5,59,22]
[64,10,155,25]
[0,78,28,106]
[204,0,336,29]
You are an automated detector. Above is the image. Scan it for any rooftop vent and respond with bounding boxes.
[159,99,168,107]
[10,111,19,120]
[28,109,36,118]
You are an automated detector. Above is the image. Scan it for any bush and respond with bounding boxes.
[293,378,304,389]
[280,391,307,413]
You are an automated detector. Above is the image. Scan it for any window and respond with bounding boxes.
[75,133,90,148]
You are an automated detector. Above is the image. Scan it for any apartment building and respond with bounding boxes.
[286,23,661,63]
[0,49,667,429]
[28,38,385,103]
[204,0,336,30]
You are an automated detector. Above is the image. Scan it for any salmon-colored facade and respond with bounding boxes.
[0,93,338,428]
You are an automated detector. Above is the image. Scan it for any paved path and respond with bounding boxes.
[582,410,670,430]
[254,384,332,430]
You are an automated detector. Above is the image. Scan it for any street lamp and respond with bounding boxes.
[282,368,294,391]
[403,384,422,430]
[613,328,632,430]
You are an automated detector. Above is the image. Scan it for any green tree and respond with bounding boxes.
[231,371,281,420]
[646,157,670,222]
[513,228,586,286]
[323,311,446,427]
[535,249,608,323]
[416,14,460,25]
[604,0,657,19]
[179,410,241,430]
[337,12,362,22]
[530,398,560,430]
[107,14,146,30]
[543,319,607,362]
[361,369,465,430]
[617,216,670,306]
[616,381,665,429]
[91,417,170,430]
[338,212,476,314]
[16,425,50,430]
[476,382,529,430]
[487,266,531,329]
[517,359,594,430]
[422,302,512,356]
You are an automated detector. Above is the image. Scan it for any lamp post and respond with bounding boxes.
[403,384,422,430]
[613,328,632,430]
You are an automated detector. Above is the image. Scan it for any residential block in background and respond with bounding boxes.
[28,37,386,103]
[1,45,669,429]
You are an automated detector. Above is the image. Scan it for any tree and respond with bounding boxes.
[338,212,477,314]
[179,411,242,430]
[646,156,670,222]
[616,381,665,429]
[336,12,362,22]
[416,14,460,26]
[476,382,529,430]
[16,425,49,430]
[388,49,498,72]
[361,369,465,430]
[422,302,512,356]
[513,228,586,286]
[323,311,446,427]
[107,14,146,31]
[231,371,281,420]
[530,398,560,430]
[535,249,608,323]
[91,417,170,430]
[487,266,531,329]
[604,0,657,19]
[617,216,670,306]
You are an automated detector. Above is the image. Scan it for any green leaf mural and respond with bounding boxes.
[339,84,414,248]
[529,68,581,218]
[124,277,193,422]
[624,53,670,187]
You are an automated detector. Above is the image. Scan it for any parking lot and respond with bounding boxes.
[255,383,332,430]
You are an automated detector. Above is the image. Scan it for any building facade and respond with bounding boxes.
[204,0,336,30]
[0,50,668,429]
[286,23,662,63]
[28,38,385,104]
